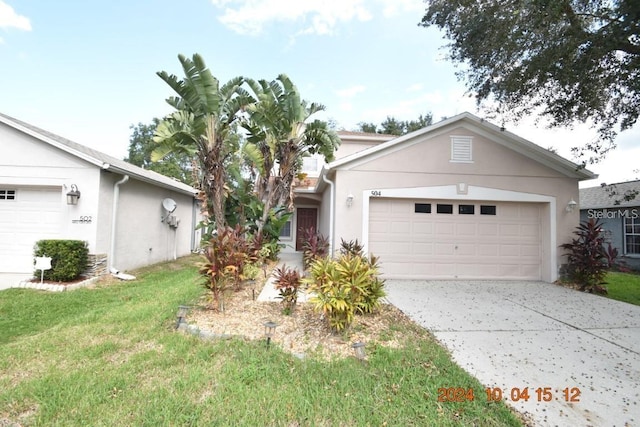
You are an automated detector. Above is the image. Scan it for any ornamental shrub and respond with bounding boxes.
[198,226,249,310]
[304,252,386,332]
[33,240,89,282]
[273,264,301,315]
[560,218,610,293]
[300,228,330,269]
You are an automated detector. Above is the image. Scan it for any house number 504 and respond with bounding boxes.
[371,190,382,196]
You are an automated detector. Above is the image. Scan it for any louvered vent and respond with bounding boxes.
[451,137,473,162]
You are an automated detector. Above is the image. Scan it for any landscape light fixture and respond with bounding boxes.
[66,184,81,205]
[566,199,577,213]
[176,305,190,329]
[346,193,354,207]
[263,321,277,347]
[351,341,366,361]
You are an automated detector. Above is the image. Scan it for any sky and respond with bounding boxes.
[1,0,638,188]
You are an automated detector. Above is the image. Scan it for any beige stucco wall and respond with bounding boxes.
[1,121,198,274]
[334,141,380,159]
[328,125,582,282]
[102,173,195,272]
[1,122,102,253]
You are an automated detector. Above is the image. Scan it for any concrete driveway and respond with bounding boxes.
[385,280,640,427]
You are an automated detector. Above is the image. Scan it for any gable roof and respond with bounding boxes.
[0,112,197,196]
[580,180,640,209]
[323,112,596,182]
[337,130,396,142]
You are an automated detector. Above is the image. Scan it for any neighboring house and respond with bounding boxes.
[0,112,202,276]
[281,112,596,282]
[580,180,640,271]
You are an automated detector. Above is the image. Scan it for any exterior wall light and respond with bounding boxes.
[66,184,81,205]
[346,193,354,207]
[566,199,577,213]
[264,321,278,346]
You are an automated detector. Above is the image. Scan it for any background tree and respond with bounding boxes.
[357,122,377,133]
[420,0,640,164]
[125,119,193,185]
[153,54,251,231]
[356,113,433,135]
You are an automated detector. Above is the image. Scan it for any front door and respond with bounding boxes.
[296,208,318,251]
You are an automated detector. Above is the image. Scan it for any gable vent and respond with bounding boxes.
[451,136,473,162]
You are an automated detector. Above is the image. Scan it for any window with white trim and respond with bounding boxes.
[450,136,473,162]
[624,216,640,255]
[301,154,322,176]
[279,219,292,240]
[0,190,16,200]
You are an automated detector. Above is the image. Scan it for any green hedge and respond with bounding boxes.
[33,240,89,282]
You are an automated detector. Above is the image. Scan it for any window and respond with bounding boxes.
[625,216,640,255]
[414,203,431,213]
[459,204,475,215]
[480,205,497,215]
[301,155,321,176]
[279,219,292,239]
[437,204,453,214]
[0,190,16,200]
[450,136,473,162]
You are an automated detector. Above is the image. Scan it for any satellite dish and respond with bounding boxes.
[162,198,177,213]
[161,198,177,223]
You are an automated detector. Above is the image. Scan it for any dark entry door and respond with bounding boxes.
[296,208,318,251]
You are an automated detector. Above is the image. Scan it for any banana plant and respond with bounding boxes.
[153,54,253,232]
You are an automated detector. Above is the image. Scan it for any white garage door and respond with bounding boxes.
[0,187,63,273]
[369,199,542,280]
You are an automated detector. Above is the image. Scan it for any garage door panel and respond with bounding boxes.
[478,244,499,256]
[369,198,542,280]
[412,222,433,235]
[478,223,498,236]
[390,200,411,213]
[456,243,476,256]
[391,221,410,233]
[435,243,455,255]
[413,242,433,255]
[521,245,541,257]
[0,187,62,273]
[456,223,476,236]
[499,224,521,237]
[436,223,454,235]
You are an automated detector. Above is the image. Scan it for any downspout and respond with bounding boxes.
[191,197,197,252]
[109,175,135,280]
[321,172,335,257]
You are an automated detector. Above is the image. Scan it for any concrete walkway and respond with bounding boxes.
[257,252,309,302]
[0,273,33,291]
[385,280,640,427]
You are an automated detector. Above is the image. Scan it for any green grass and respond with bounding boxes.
[605,271,640,306]
[0,257,522,426]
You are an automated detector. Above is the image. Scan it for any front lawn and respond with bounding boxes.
[605,271,640,306]
[0,257,522,426]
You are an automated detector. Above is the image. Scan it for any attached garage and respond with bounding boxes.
[0,187,63,273]
[369,198,543,280]
[296,112,597,283]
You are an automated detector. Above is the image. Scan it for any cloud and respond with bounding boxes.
[376,0,423,18]
[0,1,32,31]
[336,84,366,98]
[211,0,372,35]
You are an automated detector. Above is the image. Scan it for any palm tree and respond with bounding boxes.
[244,74,340,231]
[152,54,251,231]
